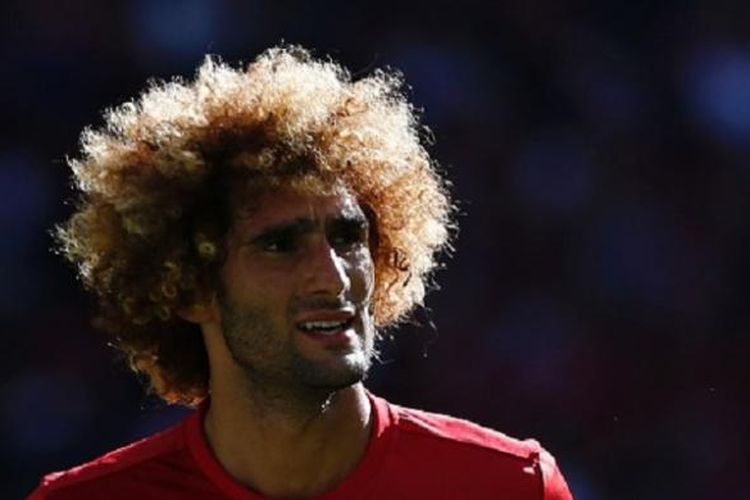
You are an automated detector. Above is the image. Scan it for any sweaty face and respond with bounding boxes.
[217,186,376,393]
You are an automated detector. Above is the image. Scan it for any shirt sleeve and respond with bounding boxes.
[27,481,48,499]
[538,449,574,500]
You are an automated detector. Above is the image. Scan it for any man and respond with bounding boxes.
[32,46,573,499]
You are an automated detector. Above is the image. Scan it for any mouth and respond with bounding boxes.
[296,317,355,336]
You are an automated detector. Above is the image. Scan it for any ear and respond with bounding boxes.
[178,296,219,325]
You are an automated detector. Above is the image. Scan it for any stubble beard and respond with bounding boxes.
[218,295,375,410]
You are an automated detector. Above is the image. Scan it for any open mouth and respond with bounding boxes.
[296,318,355,336]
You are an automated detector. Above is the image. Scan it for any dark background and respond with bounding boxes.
[2,1,749,498]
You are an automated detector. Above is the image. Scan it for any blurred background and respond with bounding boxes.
[2,1,749,498]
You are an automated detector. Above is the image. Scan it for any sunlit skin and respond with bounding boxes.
[184,186,377,498]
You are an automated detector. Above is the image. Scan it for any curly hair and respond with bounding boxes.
[56,45,453,405]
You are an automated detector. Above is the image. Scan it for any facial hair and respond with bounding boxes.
[218,293,375,407]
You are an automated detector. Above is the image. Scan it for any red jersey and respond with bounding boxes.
[30,394,572,499]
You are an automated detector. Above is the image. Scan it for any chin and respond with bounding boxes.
[295,355,370,391]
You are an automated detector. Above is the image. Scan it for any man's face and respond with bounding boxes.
[217,186,376,393]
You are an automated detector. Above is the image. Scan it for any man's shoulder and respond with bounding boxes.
[379,399,573,499]
[30,419,190,499]
[389,401,542,461]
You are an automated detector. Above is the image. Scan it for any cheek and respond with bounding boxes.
[221,256,294,306]
[349,250,375,301]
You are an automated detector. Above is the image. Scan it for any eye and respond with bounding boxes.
[262,236,295,253]
[330,224,368,250]
[255,229,299,254]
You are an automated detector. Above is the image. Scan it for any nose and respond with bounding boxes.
[302,238,350,297]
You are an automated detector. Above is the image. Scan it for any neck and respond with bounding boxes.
[203,380,372,498]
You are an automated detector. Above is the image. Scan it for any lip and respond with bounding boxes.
[295,308,356,325]
[295,320,357,350]
[294,308,358,347]
[299,326,355,347]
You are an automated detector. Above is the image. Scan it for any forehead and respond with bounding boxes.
[232,186,364,231]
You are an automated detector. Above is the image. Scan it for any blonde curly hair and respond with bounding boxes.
[56,46,453,405]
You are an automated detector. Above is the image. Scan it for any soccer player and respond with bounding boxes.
[31,46,573,499]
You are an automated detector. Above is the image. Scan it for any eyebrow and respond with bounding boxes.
[328,214,369,232]
[249,213,368,241]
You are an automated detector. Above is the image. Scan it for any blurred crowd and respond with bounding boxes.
[1,1,748,498]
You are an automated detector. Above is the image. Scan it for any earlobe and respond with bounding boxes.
[177,296,219,325]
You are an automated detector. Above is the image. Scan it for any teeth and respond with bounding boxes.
[299,320,348,332]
